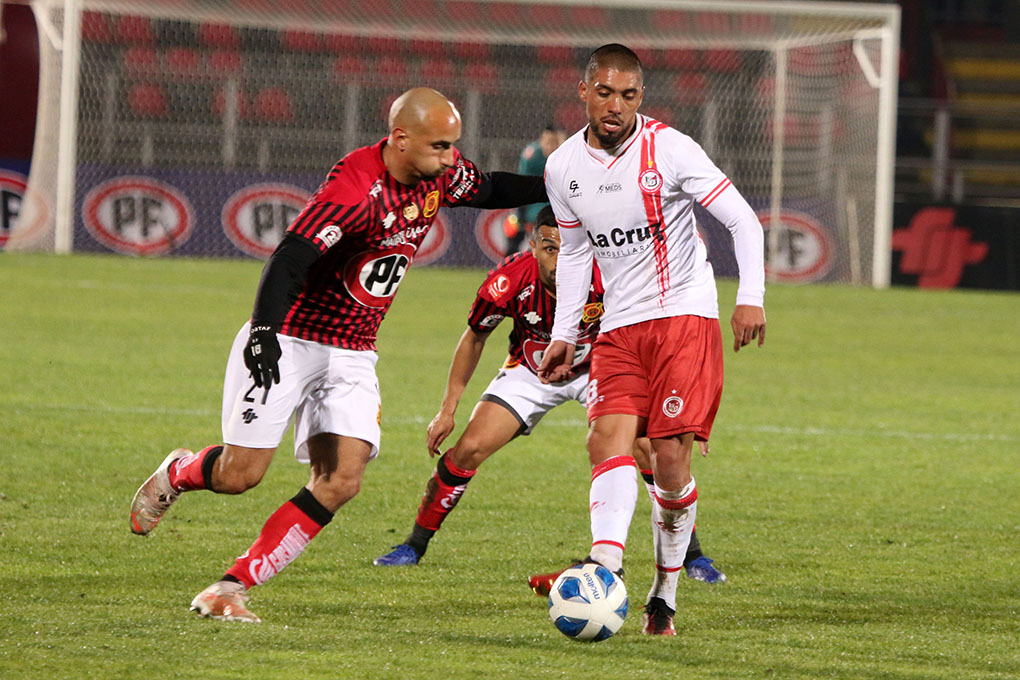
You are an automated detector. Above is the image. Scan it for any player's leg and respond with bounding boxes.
[585,413,643,574]
[376,399,523,566]
[129,322,302,535]
[642,433,697,635]
[640,315,724,634]
[191,434,371,623]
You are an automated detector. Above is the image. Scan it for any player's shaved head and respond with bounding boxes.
[584,43,643,85]
[388,87,461,133]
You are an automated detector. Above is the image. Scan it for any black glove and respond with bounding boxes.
[243,324,282,389]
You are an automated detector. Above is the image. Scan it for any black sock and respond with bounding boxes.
[201,445,224,490]
[406,523,435,558]
[684,528,704,565]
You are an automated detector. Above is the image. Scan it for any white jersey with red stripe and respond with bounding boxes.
[545,115,765,342]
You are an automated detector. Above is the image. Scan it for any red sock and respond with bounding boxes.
[414,453,477,531]
[225,488,333,588]
[167,445,222,491]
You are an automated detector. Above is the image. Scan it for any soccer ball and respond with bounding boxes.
[547,563,628,642]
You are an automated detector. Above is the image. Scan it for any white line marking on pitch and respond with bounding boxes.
[12,403,1017,443]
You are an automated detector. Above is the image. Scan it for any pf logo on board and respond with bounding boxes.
[83,177,193,255]
[0,170,49,249]
[223,183,310,259]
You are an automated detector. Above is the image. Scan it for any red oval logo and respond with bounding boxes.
[82,177,193,255]
[343,243,416,307]
[473,208,518,263]
[758,210,831,283]
[0,170,49,249]
[222,183,310,258]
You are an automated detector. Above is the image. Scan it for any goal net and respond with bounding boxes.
[14,0,898,286]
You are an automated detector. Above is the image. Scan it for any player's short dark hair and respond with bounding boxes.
[585,43,643,84]
[535,205,557,231]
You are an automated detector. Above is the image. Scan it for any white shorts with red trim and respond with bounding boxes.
[222,322,381,460]
[480,363,588,435]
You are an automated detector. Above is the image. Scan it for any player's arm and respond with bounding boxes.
[539,221,593,384]
[244,198,358,389]
[702,189,766,352]
[426,327,492,457]
[467,171,547,209]
[243,233,320,389]
[443,152,547,209]
[674,134,766,352]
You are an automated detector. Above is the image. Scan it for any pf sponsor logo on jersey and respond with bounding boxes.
[82,176,194,255]
[222,183,310,258]
[479,314,504,329]
[581,302,604,323]
[315,224,343,249]
[758,209,832,283]
[343,243,415,307]
[522,338,592,373]
[662,391,684,418]
[639,168,663,194]
[0,170,49,249]
[487,274,511,300]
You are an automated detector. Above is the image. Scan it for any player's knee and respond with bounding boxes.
[448,438,488,470]
[313,471,362,509]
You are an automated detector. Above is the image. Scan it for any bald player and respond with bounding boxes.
[129,88,548,623]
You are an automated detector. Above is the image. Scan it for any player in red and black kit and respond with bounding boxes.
[373,207,726,589]
[128,88,549,623]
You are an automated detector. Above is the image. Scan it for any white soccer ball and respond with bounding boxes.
[547,563,628,642]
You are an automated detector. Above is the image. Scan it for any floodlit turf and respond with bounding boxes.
[1,252,1018,679]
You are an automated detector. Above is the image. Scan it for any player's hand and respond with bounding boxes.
[698,440,710,457]
[730,305,766,352]
[243,324,282,390]
[426,410,455,457]
[537,341,574,384]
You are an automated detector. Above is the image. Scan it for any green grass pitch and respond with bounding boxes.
[1,252,1018,679]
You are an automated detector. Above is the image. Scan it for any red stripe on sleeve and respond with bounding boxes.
[701,179,731,207]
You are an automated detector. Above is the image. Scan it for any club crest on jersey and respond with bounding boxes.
[662,392,684,418]
[403,202,420,221]
[423,190,439,218]
[487,274,510,300]
[581,302,604,323]
[314,224,343,248]
[640,168,663,194]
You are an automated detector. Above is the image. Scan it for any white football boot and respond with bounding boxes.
[190,581,261,623]
[129,448,191,535]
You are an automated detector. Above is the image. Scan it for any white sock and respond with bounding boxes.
[646,478,697,611]
[588,456,638,574]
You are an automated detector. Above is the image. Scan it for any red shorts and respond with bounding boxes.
[586,315,723,440]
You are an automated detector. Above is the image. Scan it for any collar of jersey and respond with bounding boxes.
[583,115,644,168]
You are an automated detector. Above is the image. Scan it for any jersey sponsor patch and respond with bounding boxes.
[487,273,511,300]
[343,243,415,307]
[479,314,504,328]
[314,224,343,248]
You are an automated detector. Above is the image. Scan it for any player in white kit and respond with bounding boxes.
[538,44,767,635]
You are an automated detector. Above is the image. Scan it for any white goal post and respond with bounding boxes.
[13,0,898,287]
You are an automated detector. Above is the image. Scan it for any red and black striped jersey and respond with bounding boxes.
[281,138,482,350]
[467,252,604,375]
